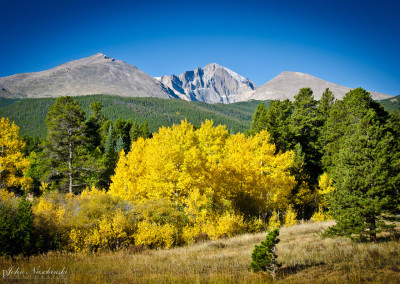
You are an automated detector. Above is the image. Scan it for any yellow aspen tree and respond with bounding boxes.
[250,130,296,211]
[284,205,298,227]
[0,117,32,191]
[109,120,297,220]
[219,130,296,215]
[317,172,335,208]
[268,210,281,230]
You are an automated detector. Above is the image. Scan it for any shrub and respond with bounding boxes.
[247,217,267,233]
[0,196,35,256]
[134,221,177,249]
[311,206,331,222]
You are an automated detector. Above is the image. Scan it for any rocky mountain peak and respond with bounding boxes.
[160,63,255,104]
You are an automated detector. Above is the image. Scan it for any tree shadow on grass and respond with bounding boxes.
[277,262,325,278]
[375,231,400,243]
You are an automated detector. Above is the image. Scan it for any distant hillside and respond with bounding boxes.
[379,95,400,112]
[250,71,393,101]
[0,95,265,138]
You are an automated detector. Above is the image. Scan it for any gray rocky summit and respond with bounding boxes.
[159,63,255,104]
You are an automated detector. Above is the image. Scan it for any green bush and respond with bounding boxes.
[0,196,35,256]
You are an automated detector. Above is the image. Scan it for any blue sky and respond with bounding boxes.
[1,0,399,95]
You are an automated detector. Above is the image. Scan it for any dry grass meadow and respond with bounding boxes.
[1,220,399,283]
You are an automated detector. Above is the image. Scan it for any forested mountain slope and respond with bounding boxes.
[0,95,265,137]
[379,94,400,112]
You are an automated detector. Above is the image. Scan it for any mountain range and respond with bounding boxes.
[0,53,393,102]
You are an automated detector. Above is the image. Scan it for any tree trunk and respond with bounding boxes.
[68,140,73,194]
[367,216,377,242]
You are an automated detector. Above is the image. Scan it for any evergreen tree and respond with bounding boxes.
[318,88,335,119]
[0,197,35,256]
[326,110,399,241]
[98,124,117,189]
[104,124,115,155]
[322,88,388,170]
[317,88,335,159]
[45,97,89,193]
[15,197,34,255]
[85,102,106,151]
[290,88,323,185]
[249,100,293,152]
[139,120,151,139]
[251,228,282,278]
[264,99,293,153]
[115,119,133,152]
[250,103,268,135]
[130,121,141,143]
[114,135,125,154]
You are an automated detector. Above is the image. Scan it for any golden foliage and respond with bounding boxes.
[293,182,314,207]
[268,210,281,230]
[0,117,32,190]
[7,120,310,252]
[0,188,15,201]
[110,120,296,216]
[284,205,298,227]
[317,172,335,208]
[311,206,332,222]
[134,221,177,249]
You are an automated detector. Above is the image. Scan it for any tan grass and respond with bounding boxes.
[1,221,399,283]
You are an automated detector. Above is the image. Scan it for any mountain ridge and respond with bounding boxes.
[0,53,176,99]
[249,71,392,101]
[0,53,393,102]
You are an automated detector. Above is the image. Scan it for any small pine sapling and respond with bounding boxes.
[251,228,282,279]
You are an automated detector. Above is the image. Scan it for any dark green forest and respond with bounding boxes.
[0,95,266,138]
[1,94,399,139]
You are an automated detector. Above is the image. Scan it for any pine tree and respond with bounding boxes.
[326,110,399,241]
[264,100,293,153]
[99,124,117,188]
[104,124,115,155]
[322,88,388,170]
[130,121,141,143]
[249,103,268,135]
[290,88,323,184]
[85,102,106,151]
[251,228,282,278]
[115,119,133,152]
[114,135,125,154]
[318,88,335,119]
[45,97,88,193]
[139,120,151,139]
